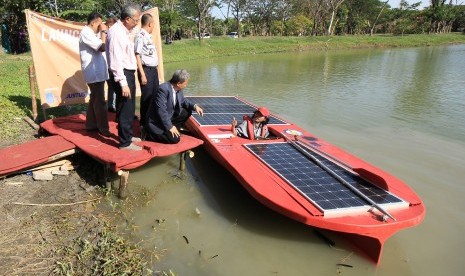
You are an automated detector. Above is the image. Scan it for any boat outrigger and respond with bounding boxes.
[185,96,425,264]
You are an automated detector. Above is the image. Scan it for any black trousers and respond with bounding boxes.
[138,66,159,127]
[111,69,136,147]
[146,108,191,144]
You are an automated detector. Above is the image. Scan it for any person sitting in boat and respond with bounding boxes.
[232,107,270,140]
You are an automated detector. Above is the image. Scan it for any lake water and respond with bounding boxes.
[117,44,465,275]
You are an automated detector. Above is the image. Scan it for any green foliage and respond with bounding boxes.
[285,15,313,36]
[211,17,227,36]
[270,20,284,36]
[345,0,387,34]
[452,5,465,32]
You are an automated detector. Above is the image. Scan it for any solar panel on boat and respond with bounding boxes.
[199,104,256,114]
[192,113,287,126]
[245,142,407,214]
[187,96,244,106]
[187,96,288,126]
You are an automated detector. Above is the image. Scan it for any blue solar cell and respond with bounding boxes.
[187,96,244,106]
[245,142,406,213]
[189,96,288,126]
[199,104,256,114]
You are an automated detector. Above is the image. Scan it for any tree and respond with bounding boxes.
[425,1,458,33]
[229,0,247,37]
[245,0,281,36]
[326,0,345,35]
[389,1,422,35]
[285,14,312,36]
[275,0,294,36]
[0,0,48,53]
[179,0,217,40]
[309,0,327,36]
[369,1,388,35]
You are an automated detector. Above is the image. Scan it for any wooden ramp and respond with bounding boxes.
[0,135,76,177]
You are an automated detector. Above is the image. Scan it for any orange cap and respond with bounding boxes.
[257,107,270,117]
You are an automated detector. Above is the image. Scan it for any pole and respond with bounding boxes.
[282,133,396,222]
[179,151,186,171]
[29,65,38,121]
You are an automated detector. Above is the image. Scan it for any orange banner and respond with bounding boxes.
[25,9,164,109]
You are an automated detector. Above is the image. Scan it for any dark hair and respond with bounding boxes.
[169,69,190,84]
[253,111,270,125]
[105,15,118,25]
[121,2,141,20]
[87,12,102,25]
[141,14,153,26]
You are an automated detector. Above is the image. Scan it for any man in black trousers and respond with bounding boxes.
[106,3,142,150]
[145,69,203,144]
[135,13,159,139]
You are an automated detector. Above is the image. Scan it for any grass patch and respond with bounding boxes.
[0,52,33,139]
[161,33,465,63]
[54,226,152,275]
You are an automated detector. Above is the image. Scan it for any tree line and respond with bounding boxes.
[1,0,465,53]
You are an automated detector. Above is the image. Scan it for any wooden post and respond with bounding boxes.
[104,164,111,190]
[179,152,186,171]
[179,150,194,171]
[118,170,129,199]
[29,65,38,122]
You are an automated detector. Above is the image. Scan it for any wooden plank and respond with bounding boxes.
[28,160,69,172]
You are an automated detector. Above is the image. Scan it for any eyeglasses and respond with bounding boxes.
[129,17,139,23]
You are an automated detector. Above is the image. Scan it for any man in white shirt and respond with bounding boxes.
[79,12,110,136]
[106,3,142,150]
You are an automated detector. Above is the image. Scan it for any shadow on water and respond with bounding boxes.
[187,147,340,247]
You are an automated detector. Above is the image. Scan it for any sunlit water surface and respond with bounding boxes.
[116,44,465,275]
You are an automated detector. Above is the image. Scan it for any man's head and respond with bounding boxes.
[170,69,190,91]
[141,14,154,34]
[120,3,141,31]
[105,16,118,28]
[87,12,103,33]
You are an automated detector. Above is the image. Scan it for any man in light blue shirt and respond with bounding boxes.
[135,13,159,138]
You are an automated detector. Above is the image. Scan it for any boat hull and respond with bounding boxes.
[185,97,425,264]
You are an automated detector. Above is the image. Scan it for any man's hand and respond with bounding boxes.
[231,117,237,136]
[98,23,107,32]
[195,105,204,117]
[169,125,180,138]
[140,74,147,86]
[122,86,131,98]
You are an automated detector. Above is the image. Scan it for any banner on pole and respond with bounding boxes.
[25,9,164,109]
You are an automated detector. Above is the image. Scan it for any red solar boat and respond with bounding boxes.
[185,96,425,264]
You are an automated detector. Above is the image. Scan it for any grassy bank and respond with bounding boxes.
[0,53,35,139]
[1,33,465,139]
[161,33,465,63]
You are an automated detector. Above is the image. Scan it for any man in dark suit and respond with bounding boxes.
[145,69,203,144]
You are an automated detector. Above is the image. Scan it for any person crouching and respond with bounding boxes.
[144,69,203,144]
